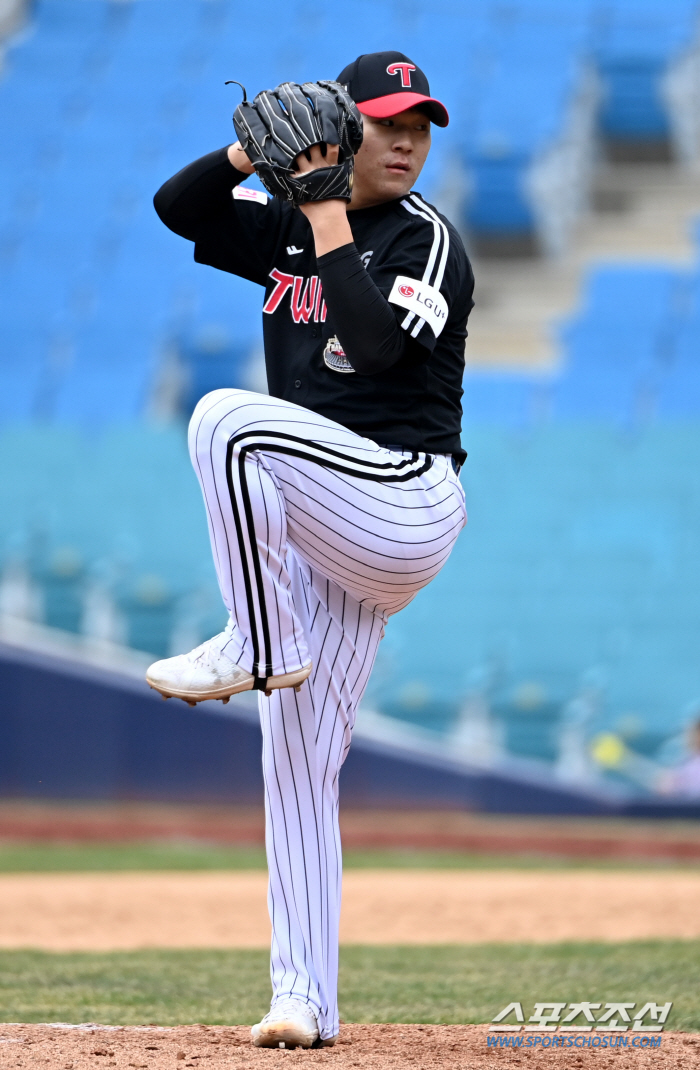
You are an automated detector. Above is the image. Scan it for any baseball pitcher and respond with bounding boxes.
[150,50,474,1048]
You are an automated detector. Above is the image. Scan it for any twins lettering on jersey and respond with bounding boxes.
[263,268,328,323]
[262,253,373,325]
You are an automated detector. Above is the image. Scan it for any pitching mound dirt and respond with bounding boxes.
[0,1024,696,1069]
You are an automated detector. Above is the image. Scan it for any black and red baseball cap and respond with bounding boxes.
[336,50,449,128]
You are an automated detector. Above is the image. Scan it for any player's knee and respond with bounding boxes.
[191,388,246,420]
[189,388,251,433]
[187,388,251,455]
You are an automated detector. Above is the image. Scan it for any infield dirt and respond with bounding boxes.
[0,870,699,949]
[2,802,700,863]
[0,1024,695,1070]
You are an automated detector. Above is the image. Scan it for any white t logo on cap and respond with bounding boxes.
[386,62,416,88]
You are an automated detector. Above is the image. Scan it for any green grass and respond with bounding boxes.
[0,842,269,873]
[1,841,698,872]
[0,943,697,1030]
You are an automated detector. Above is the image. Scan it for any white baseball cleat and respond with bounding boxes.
[251,999,336,1049]
[145,628,312,706]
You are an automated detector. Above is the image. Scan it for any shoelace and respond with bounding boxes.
[267,999,316,1020]
[188,641,219,666]
[187,622,238,669]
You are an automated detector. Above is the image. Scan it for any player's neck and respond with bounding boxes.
[348,189,406,211]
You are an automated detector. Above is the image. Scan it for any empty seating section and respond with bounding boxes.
[2,0,699,428]
[0,424,225,656]
[381,422,700,748]
[463,256,700,426]
[447,255,700,746]
[596,0,699,149]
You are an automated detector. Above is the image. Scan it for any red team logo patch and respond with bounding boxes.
[398,284,414,297]
[386,62,416,87]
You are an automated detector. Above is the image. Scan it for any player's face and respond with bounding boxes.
[349,109,431,209]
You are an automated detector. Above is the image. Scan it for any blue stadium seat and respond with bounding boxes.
[593,0,698,144]
[576,264,682,326]
[0,337,46,421]
[462,373,549,428]
[656,323,700,417]
[51,326,157,425]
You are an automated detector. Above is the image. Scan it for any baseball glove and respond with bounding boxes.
[232,80,363,205]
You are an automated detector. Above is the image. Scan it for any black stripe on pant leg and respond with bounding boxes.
[238,449,275,677]
[234,429,425,473]
[232,430,434,482]
[225,436,267,678]
[246,444,433,483]
[225,430,435,678]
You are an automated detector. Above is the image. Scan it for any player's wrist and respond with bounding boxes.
[299,198,347,221]
[227,142,255,175]
[299,199,352,257]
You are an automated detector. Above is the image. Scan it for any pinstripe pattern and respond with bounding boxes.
[188,388,467,1037]
[261,553,384,1038]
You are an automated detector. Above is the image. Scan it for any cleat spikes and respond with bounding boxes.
[145,646,312,706]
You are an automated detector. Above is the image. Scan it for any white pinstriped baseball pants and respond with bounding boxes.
[188,389,467,1039]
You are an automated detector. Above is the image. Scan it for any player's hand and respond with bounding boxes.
[295,143,349,245]
[227,141,255,175]
[293,142,340,173]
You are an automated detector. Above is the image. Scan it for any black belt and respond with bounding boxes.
[382,445,462,476]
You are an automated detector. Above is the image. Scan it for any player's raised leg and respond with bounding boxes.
[145,388,312,705]
[147,385,464,709]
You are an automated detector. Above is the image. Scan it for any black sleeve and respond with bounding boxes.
[368,204,474,357]
[316,243,424,376]
[153,147,248,240]
[153,148,285,286]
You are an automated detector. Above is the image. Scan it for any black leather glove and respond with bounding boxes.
[233,80,363,205]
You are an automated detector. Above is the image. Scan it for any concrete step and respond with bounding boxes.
[465,161,700,371]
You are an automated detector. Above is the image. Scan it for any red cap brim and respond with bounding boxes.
[358,92,449,127]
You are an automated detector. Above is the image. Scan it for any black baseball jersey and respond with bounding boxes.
[165,153,474,462]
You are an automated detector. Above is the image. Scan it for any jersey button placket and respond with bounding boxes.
[294,379,302,389]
